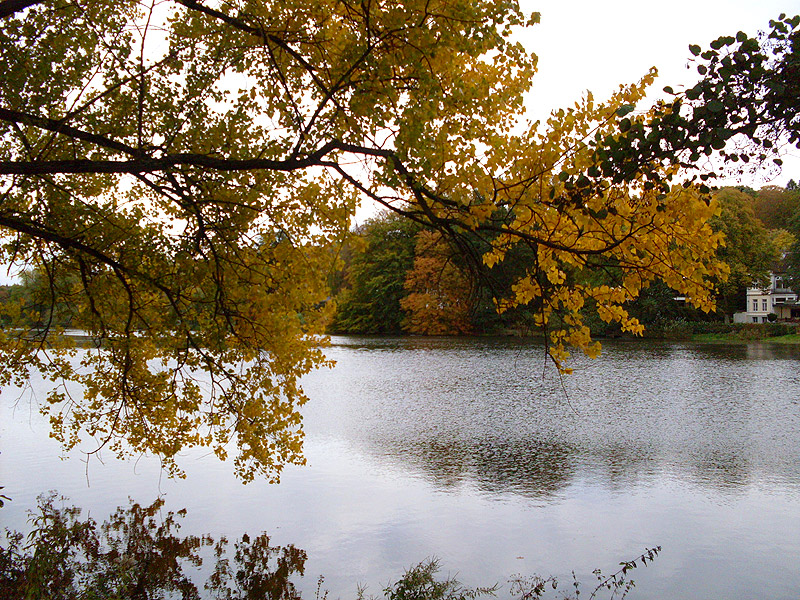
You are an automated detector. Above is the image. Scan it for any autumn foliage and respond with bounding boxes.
[401,231,472,335]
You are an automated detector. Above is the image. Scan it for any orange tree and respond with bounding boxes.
[400,230,472,335]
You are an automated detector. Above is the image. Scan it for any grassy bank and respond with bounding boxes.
[639,320,800,342]
[691,332,800,343]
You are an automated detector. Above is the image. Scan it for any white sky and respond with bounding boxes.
[518,0,800,186]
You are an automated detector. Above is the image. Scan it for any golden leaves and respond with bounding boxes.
[468,74,727,372]
[401,231,473,335]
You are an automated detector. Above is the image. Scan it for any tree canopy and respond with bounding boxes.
[328,211,420,334]
[709,188,780,318]
[3,0,792,481]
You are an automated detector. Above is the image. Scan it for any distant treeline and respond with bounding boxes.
[2,184,799,338]
[327,183,800,336]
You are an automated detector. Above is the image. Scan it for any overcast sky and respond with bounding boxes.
[519,0,800,187]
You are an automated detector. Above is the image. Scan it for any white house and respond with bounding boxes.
[736,272,800,323]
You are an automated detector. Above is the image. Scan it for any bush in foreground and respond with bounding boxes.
[1,494,659,600]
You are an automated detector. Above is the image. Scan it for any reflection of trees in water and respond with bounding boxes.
[576,443,662,491]
[690,447,752,490]
[743,342,800,361]
[576,443,753,493]
[0,494,305,600]
[363,432,775,497]
[320,336,800,497]
[372,436,578,499]
[655,339,800,362]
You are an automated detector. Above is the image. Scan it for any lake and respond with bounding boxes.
[2,336,800,599]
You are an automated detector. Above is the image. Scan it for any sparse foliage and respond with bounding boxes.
[0,493,307,600]
[378,559,497,600]
[509,546,661,600]
[589,14,800,189]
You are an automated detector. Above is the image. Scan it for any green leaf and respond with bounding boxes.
[689,44,702,56]
[685,87,701,101]
[710,38,723,50]
[615,104,634,117]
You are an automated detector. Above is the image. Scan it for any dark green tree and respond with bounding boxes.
[329,212,421,334]
[625,280,695,328]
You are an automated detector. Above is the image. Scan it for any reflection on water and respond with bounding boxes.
[391,436,578,498]
[2,336,800,599]
[301,336,800,496]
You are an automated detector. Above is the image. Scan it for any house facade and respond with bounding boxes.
[739,272,800,323]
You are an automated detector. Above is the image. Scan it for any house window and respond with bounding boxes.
[753,316,759,323]
[753,299,758,311]
[762,299,768,311]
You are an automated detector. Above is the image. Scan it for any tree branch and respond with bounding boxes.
[0,143,345,175]
[0,107,142,157]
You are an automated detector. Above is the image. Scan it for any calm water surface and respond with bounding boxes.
[2,337,800,599]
